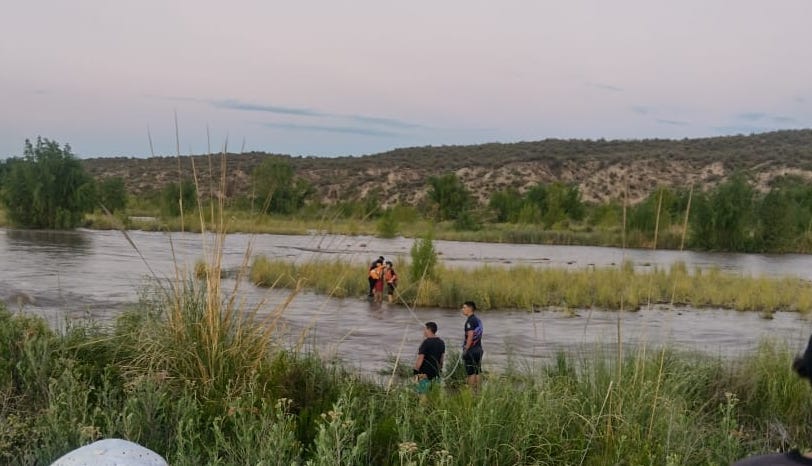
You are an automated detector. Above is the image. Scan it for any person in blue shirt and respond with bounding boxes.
[461,300,483,389]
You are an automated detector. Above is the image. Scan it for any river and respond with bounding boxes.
[3,227,812,377]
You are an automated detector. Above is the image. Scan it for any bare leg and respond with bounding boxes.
[467,374,480,390]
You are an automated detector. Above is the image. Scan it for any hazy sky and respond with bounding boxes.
[1,0,810,158]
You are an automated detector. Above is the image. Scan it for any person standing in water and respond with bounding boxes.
[461,300,483,389]
[413,321,445,395]
[732,334,812,465]
[384,260,398,303]
[371,259,385,303]
[368,256,384,298]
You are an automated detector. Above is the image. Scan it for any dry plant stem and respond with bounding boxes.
[578,380,615,466]
[647,347,667,440]
[671,185,694,305]
[174,111,184,233]
[646,189,664,310]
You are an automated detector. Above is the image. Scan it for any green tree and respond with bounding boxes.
[427,173,471,221]
[409,233,438,282]
[756,188,797,252]
[98,177,128,213]
[628,187,679,234]
[711,173,756,251]
[161,179,197,217]
[689,173,756,251]
[252,159,312,214]
[689,191,715,250]
[0,138,96,229]
[376,209,398,238]
[489,188,523,222]
[543,182,584,226]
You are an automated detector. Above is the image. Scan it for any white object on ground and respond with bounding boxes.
[50,439,167,466]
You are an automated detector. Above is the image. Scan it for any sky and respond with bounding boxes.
[1,0,810,158]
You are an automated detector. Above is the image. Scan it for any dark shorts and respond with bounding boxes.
[387,283,396,295]
[463,346,483,376]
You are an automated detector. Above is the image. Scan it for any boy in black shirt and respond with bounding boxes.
[413,322,445,394]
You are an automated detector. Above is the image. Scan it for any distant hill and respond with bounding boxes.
[80,129,812,206]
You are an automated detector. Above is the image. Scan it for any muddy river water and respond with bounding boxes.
[3,228,812,377]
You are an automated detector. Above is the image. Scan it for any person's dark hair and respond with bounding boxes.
[378,256,385,261]
[463,300,477,311]
[425,322,438,334]
[385,260,393,266]
[794,334,812,384]
[376,258,384,264]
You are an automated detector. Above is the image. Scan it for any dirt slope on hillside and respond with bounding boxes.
[81,130,812,206]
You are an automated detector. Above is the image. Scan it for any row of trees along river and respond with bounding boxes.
[3,137,812,254]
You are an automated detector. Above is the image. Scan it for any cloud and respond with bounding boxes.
[733,112,797,125]
[630,105,650,115]
[794,96,806,104]
[260,122,401,137]
[215,98,426,130]
[772,115,797,124]
[655,118,689,126]
[713,125,774,135]
[152,95,426,130]
[343,114,424,129]
[737,112,766,121]
[586,82,623,92]
[211,99,324,117]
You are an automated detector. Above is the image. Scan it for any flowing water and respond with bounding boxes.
[3,227,812,377]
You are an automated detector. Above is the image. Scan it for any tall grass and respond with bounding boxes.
[251,256,812,313]
[5,142,812,465]
[3,303,812,465]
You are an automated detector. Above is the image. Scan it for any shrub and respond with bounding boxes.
[1,137,96,229]
[409,233,438,282]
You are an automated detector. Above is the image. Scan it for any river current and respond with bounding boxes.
[3,228,811,377]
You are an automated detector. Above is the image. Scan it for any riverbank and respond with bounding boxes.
[0,207,690,251]
[2,293,810,465]
[250,256,812,313]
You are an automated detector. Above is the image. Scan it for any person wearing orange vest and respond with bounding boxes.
[368,256,384,298]
[369,259,385,302]
[384,261,398,303]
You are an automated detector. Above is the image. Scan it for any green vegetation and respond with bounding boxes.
[160,179,197,217]
[9,132,812,253]
[0,138,96,229]
[251,158,313,214]
[251,256,812,313]
[4,298,812,464]
[409,233,438,283]
[77,165,812,254]
[427,173,471,222]
[375,208,399,238]
[97,177,128,213]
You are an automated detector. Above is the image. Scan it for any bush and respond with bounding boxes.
[160,179,197,217]
[1,137,96,229]
[376,209,399,238]
[409,233,438,282]
[98,177,128,213]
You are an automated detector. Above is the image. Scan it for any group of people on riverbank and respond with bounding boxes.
[367,256,398,303]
